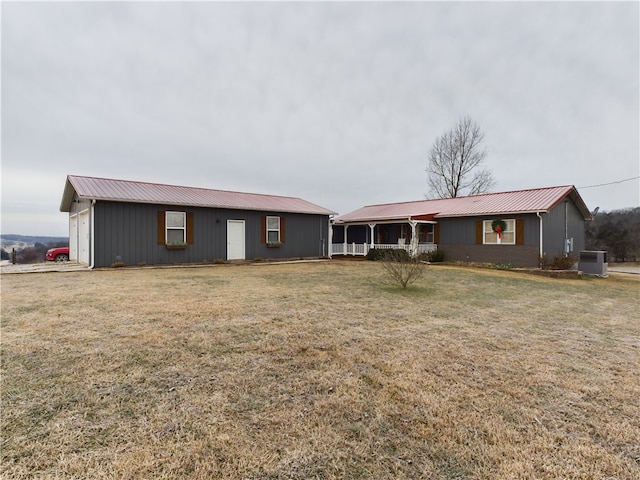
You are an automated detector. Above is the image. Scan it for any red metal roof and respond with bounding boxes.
[334,186,591,223]
[60,175,336,215]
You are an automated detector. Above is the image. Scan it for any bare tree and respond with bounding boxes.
[426,116,496,198]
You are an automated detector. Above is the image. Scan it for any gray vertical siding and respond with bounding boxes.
[541,200,586,258]
[437,217,478,244]
[436,200,586,267]
[437,215,540,245]
[93,201,330,268]
[437,214,541,267]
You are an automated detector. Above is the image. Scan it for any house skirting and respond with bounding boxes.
[438,244,540,268]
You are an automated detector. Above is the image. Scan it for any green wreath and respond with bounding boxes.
[491,219,507,234]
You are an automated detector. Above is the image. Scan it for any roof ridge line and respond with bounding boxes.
[68,174,307,201]
[360,185,575,208]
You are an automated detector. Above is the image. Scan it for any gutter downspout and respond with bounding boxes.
[564,200,568,240]
[89,199,96,269]
[536,211,543,267]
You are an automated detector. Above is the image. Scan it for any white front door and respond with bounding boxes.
[227,220,245,260]
[78,210,90,265]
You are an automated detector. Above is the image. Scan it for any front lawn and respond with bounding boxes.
[2,261,638,479]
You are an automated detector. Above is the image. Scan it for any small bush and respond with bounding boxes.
[366,248,384,261]
[541,254,577,270]
[493,263,518,270]
[430,249,444,262]
[367,248,410,261]
[379,249,426,289]
[111,261,126,268]
[418,249,444,263]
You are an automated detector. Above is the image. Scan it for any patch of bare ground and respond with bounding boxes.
[2,261,639,479]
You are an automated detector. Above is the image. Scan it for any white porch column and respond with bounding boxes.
[344,225,349,254]
[409,220,418,256]
[368,223,376,249]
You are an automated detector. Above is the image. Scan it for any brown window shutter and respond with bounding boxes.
[157,211,166,244]
[280,217,285,243]
[516,219,524,245]
[476,221,483,245]
[187,212,194,244]
[434,223,440,244]
[261,216,266,244]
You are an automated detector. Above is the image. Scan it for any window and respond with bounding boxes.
[419,224,435,243]
[157,211,193,246]
[166,211,186,244]
[266,216,280,244]
[483,219,515,245]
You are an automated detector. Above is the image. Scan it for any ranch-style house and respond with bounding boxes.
[331,185,592,268]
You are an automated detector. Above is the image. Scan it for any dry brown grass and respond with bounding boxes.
[2,261,639,479]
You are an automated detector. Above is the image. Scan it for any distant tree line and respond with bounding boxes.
[1,241,68,264]
[585,207,640,262]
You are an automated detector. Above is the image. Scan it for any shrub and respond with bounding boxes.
[493,263,518,270]
[418,249,444,263]
[430,249,444,262]
[379,249,426,289]
[366,248,384,261]
[541,254,578,270]
[367,248,410,261]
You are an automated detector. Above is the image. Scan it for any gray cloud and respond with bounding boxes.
[2,1,638,236]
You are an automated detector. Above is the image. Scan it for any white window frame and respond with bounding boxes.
[483,219,515,245]
[166,211,187,244]
[420,224,435,243]
[266,216,281,244]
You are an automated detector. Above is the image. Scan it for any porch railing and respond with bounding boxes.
[331,243,437,257]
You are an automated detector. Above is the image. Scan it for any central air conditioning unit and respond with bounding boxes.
[578,251,608,277]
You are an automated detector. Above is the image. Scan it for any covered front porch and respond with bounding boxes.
[331,220,439,257]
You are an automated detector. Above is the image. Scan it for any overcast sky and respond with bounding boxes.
[2,1,638,237]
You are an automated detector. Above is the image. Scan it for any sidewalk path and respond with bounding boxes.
[608,263,640,275]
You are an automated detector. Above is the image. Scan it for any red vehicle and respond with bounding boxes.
[46,247,70,262]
